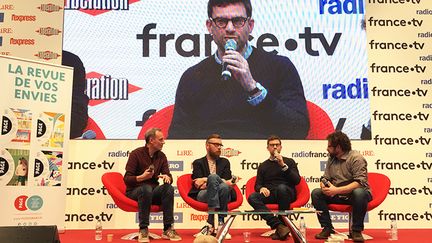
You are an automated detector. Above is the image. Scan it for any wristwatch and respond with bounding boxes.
[281,164,289,171]
[247,82,267,106]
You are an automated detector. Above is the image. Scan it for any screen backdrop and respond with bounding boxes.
[63,0,370,139]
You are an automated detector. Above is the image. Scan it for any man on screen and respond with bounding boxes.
[168,0,309,139]
[311,131,371,242]
[124,128,181,242]
[247,135,301,240]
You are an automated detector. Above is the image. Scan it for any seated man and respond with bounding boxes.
[124,128,181,242]
[188,134,238,238]
[311,131,371,242]
[247,135,301,240]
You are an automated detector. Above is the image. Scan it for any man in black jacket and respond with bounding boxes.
[189,134,238,238]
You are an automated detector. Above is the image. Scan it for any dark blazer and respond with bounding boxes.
[188,156,237,201]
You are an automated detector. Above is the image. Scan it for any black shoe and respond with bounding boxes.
[270,232,291,241]
[315,227,335,239]
[351,231,364,242]
[273,224,290,240]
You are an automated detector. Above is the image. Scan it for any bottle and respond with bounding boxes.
[95,219,102,240]
[390,219,398,240]
[299,216,306,238]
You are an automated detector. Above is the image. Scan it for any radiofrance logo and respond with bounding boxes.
[14,195,44,211]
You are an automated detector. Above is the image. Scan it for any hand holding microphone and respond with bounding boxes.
[221,39,237,81]
[321,177,331,187]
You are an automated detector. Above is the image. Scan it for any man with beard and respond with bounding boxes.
[311,131,371,243]
[168,0,309,139]
[188,134,239,238]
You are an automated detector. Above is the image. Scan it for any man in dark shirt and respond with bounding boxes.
[247,135,301,240]
[124,128,181,242]
[168,0,309,139]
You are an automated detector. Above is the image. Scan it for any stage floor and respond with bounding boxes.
[59,228,431,242]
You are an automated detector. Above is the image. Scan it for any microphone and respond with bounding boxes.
[79,130,96,139]
[321,177,331,187]
[231,175,237,184]
[148,164,155,172]
[221,39,237,81]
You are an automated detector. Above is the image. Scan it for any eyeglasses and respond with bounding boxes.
[210,17,249,28]
[268,143,281,147]
[208,142,224,148]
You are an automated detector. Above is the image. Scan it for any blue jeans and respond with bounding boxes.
[311,187,372,232]
[247,184,296,229]
[126,183,174,229]
[196,174,231,225]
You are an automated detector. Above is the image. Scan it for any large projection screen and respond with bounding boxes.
[63,0,369,140]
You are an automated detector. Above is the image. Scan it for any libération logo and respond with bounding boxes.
[14,195,44,211]
[86,71,142,106]
[64,0,140,16]
[34,51,60,61]
[38,3,62,13]
[221,147,241,158]
[36,27,62,37]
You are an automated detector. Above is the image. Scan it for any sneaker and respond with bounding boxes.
[274,224,290,240]
[194,223,215,237]
[215,225,231,240]
[162,227,182,241]
[138,228,149,243]
[315,227,335,239]
[351,230,364,242]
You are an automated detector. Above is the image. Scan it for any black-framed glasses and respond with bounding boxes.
[208,142,224,147]
[268,143,281,147]
[210,17,249,28]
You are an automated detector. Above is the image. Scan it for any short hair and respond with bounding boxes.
[327,131,352,152]
[145,127,162,143]
[206,133,222,143]
[267,135,282,146]
[207,0,252,18]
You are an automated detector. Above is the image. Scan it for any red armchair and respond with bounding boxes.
[101,172,161,239]
[327,172,391,240]
[245,176,310,239]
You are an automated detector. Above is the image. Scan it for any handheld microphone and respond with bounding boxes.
[321,177,331,187]
[79,130,96,139]
[231,175,237,184]
[148,164,154,172]
[221,39,237,81]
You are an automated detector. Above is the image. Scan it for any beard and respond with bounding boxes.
[208,150,221,160]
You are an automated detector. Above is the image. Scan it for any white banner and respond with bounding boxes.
[0,55,73,230]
